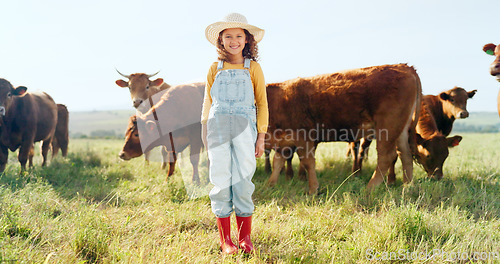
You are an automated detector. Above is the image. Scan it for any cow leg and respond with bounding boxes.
[346,143,353,159]
[144,150,151,165]
[296,142,319,195]
[298,161,307,181]
[51,138,60,159]
[285,156,294,179]
[61,139,68,157]
[264,149,272,173]
[367,140,398,190]
[268,150,285,187]
[396,129,413,184]
[41,139,52,167]
[18,141,33,171]
[166,150,176,181]
[350,141,360,173]
[189,143,201,184]
[356,138,373,173]
[160,147,168,170]
[0,145,8,173]
[387,157,398,185]
[283,147,295,180]
[29,145,35,167]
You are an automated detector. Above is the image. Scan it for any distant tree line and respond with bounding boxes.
[453,123,500,133]
[70,130,122,139]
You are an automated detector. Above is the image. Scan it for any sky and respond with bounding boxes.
[1,0,499,112]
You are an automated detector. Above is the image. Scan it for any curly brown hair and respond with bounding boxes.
[216,29,260,62]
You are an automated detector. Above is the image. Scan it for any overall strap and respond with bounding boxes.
[243,58,251,69]
[217,60,224,70]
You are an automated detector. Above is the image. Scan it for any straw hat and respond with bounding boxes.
[205,13,265,46]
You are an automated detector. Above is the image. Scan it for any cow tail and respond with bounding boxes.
[409,71,422,157]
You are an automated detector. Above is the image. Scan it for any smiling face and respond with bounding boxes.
[220,28,247,62]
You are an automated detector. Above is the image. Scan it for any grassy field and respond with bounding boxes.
[0,134,499,263]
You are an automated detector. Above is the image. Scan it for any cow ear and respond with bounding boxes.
[13,86,27,96]
[151,78,164,87]
[467,89,477,98]
[415,133,424,145]
[447,135,462,147]
[483,43,497,56]
[130,115,137,125]
[116,79,129,88]
[439,92,450,101]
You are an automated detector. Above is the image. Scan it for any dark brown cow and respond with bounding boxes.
[119,83,205,182]
[482,43,500,116]
[266,64,422,194]
[0,79,57,172]
[52,104,69,158]
[28,104,69,166]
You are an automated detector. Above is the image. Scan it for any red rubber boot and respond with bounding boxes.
[216,217,238,255]
[236,216,254,253]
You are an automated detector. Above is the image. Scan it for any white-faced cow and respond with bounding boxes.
[120,82,205,182]
[0,79,57,172]
[482,43,500,117]
[115,70,171,168]
[266,64,422,194]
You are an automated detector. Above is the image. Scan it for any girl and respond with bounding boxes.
[201,13,268,254]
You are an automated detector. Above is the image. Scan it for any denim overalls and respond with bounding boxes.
[207,59,258,218]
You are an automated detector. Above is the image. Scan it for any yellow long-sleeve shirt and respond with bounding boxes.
[201,60,269,133]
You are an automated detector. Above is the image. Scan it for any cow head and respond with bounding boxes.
[415,133,462,180]
[119,115,144,160]
[115,70,165,111]
[0,79,27,118]
[438,87,476,119]
[483,43,500,81]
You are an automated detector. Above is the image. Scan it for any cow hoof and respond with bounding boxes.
[307,188,319,195]
[161,162,167,170]
[267,180,277,187]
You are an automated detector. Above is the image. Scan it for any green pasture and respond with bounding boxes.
[0,134,499,263]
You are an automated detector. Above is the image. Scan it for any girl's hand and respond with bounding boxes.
[255,133,265,157]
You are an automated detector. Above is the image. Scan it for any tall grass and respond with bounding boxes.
[0,134,499,263]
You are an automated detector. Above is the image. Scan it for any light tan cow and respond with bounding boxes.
[115,70,171,167]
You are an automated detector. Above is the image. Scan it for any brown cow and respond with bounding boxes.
[405,102,462,180]
[0,79,57,172]
[115,70,171,167]
[424,87,476,136]
[28,104,69,166]
[353,87,475,180]
[482,43,500,116]
[119,82,205,182]
[52,104,69,158]
[266,64,422,194]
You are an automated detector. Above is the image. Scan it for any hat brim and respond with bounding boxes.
[205,21,264,46]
